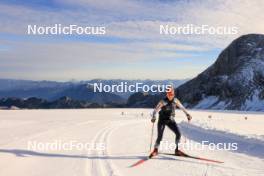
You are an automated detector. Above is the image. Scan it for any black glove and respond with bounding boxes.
[151,111,156,123]
[151,112,156,123]
[186,113,192,121]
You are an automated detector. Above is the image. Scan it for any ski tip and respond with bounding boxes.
[129,158,148,168]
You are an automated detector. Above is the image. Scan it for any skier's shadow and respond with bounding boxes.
[0,148,141,160]
[0,148,197,164]
[0,148,177,161]
[0,148,233,169]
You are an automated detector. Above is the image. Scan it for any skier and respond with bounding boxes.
[150,86,192,157]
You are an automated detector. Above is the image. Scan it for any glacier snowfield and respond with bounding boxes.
[0,109,263,176]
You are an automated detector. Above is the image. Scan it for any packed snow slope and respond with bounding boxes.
[0,109,263,176]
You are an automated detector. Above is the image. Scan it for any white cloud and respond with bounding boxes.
[1,39,196,66]
[1,0,264,45]
[0,0,264,79]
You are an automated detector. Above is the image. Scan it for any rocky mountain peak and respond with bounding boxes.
[177,34,264,111]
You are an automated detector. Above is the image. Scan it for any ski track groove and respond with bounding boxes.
[100,122,121,176]
[88,121,122,176]
[88,120,141,176]
[89,122,111,176]
[95,124,118,176]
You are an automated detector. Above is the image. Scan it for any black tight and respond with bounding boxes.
[154,119,181,150]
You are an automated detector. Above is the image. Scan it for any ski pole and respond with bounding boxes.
[149,122,155,152]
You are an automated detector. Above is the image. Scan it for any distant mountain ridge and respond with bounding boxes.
[0,79,185,109]
[0,79,187,100]
[0,96,124,109]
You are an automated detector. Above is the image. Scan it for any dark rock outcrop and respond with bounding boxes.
[177,34,264,111]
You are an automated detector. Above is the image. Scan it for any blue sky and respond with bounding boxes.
[0,0,263,81]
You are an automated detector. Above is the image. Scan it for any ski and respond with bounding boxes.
[130,150,223,167]
[129,151,158,167]
[161,150,224,164]
[129,157,149,167]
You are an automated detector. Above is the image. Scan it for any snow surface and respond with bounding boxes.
[194,96,221,109]
[0,109,263,176]
[243,90,264,111]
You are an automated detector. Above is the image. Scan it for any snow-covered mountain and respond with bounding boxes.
[177,34,264,111]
